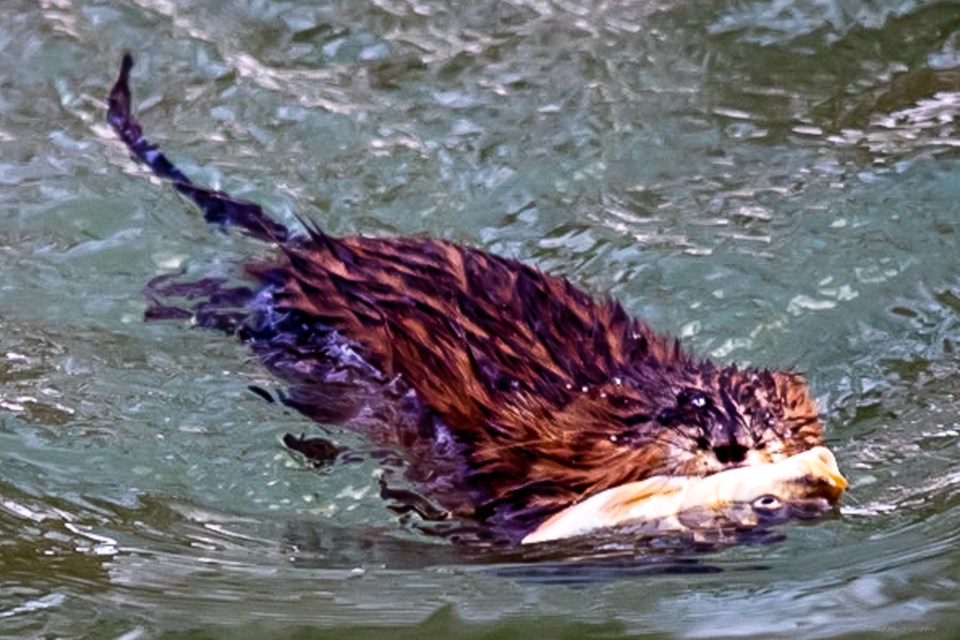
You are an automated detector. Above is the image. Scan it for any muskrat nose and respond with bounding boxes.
[713,443,748,464]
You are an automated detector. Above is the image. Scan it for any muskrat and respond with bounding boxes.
[107,55,826,544]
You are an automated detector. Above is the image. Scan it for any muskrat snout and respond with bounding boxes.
[712,443,748,465]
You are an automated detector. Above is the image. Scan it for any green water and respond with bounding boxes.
[2,1,959,638]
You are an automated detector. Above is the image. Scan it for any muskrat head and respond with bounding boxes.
[492,362,825,523]
[634,366,824,477]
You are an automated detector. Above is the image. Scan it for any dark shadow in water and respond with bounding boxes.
[151,604,631,640]
[279,511,814,586]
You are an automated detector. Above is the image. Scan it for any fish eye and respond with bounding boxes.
[752,494,783,511]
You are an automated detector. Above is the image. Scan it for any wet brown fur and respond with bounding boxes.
[108,55,823,540]
[257,229,823,525]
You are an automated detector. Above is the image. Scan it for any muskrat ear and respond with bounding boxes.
[769,371,823,441]
[769,371,816,411]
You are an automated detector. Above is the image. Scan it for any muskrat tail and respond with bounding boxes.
[107,53,290,243]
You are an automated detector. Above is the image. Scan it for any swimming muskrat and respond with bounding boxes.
[107,55,838,544]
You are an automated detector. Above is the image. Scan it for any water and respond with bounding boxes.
[1,1,959,637]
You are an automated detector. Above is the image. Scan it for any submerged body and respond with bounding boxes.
[108,56,836,544]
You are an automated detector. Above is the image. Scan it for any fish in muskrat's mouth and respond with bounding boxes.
[106,55,846,545]
[521,445,847,544]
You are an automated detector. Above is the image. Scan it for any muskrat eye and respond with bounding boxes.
[677,389,709,409]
